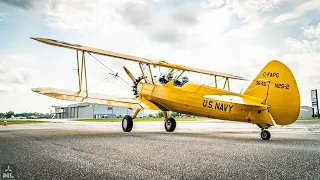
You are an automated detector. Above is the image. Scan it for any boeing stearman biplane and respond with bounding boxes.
[31,37,300,140]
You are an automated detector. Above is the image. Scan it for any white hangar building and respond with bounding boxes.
[52,103,144,119]
[299,106,314,118]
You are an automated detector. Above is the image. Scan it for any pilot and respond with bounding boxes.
[181,76,189,86]
[173,76,189,87]
[159,72,174,84]
[167,72,173,82]
[159,74,167,84]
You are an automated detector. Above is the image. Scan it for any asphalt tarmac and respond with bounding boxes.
[0,120,320,180]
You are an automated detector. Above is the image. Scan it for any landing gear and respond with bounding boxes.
[122,115,133,132]
[164,117,176,132]
[122,109,141,132]
[260,129,271,140]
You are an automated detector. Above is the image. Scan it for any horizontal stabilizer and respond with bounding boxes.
[203,95,268,108]
[32,87,158,110]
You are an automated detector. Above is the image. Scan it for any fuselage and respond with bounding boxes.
[138,81,274,126]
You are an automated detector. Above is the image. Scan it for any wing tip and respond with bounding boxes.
[31,88,41,93]
[30,37,42,42]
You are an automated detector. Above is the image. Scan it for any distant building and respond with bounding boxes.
[52,103,144,119]
[299,106,314,118]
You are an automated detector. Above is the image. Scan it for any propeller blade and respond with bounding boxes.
[123,66,136,83]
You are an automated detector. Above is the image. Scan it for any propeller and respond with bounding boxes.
[123,66,143,98]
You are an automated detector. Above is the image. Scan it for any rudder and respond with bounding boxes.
[244,60,300,125]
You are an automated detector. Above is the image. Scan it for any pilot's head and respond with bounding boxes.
[167,72,173,80]
[182,76,189,83]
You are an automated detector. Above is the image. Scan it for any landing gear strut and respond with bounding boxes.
[260,129,271,140]
[165,117,176,132]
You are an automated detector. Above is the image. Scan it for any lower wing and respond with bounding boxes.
[32,87,159,110]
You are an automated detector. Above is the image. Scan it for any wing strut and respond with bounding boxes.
[223,77,230,91]
[139,63,147,83]
[76,50,89,97]
[148,64,155,84]
[214,76,217,88]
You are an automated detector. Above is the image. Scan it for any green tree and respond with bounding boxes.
[170,112,180,118]
[156,111,164,118]
[5,111,15,118]
[0,113,5,118]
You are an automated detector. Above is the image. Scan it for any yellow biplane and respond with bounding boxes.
[31,37,300,140]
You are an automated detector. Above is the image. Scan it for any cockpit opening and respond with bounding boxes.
[159,72,173,84]
[173,76,189,87]
[158,72,189,87]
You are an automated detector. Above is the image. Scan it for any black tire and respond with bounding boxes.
[260,130,271,140]
[122,115,133,132]
[164,117,176,132]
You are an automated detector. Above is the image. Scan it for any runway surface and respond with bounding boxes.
[1,120,320,179]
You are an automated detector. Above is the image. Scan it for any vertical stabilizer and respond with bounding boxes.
[244,60,300,125]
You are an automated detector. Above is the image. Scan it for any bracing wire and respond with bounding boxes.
[207,77,225,86]
[87,70,127,91]
[202,75,212,84]
[85,53,134,90]
[88,62,135,90]
[87,52,116,75]
[187,71,197,83]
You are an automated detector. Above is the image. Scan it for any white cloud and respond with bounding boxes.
[45,1,104,30]
[219,0,281,40]
[273,0,320,23]
[225,18,267,39]
[0,54,34,84]
[0,12,11,21]
[303,22,320,38]
[285,38,313,53]
[201,0,225,8]
[285,37,320,53]
[227,0,282,22]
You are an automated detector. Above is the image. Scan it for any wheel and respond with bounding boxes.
[260,130,271,140]
[122,115,133,132]
[164,117,176,132]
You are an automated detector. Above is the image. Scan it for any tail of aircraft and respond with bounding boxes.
[244,60,300,125]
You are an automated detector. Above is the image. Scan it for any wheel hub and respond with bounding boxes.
[261,131,267,138]
[123,119,127,129]
[166,120,171,127]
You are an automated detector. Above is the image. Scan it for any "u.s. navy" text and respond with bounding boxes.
[202,100,233,113]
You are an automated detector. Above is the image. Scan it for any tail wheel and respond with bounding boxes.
[260,130,271,140]
[122,115,133,132]
[164,117,176,132]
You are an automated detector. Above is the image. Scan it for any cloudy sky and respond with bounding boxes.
[0,0,319,113]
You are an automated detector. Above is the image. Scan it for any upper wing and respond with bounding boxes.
[204,95,269,108]
[31,37,247,81]
[32,87,159,110]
